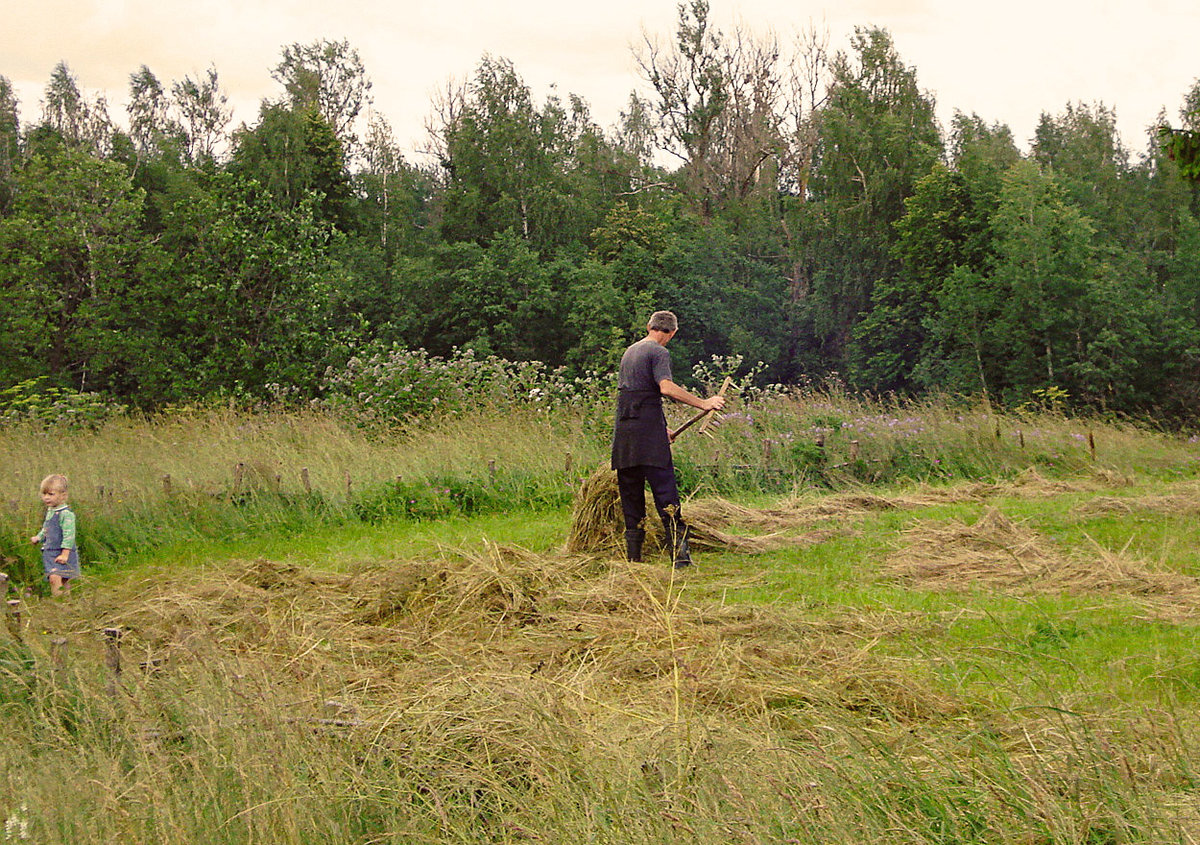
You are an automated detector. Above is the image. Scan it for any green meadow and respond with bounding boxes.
[3,394,1200,843]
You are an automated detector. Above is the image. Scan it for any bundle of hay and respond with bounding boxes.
[885,508,1058,589]
[565,465,626,554]
[565,465,827,556]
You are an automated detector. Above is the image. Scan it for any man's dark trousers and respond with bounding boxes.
[616,465,681,531]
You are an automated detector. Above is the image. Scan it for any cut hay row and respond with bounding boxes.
[564,465,1133,558]
[994,466,1132,496]
[1075,483,1200,518]
[884,507,1200,613]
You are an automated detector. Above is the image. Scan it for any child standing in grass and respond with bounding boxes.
[29,474,79,596]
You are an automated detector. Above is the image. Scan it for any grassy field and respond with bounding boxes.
[3,396,1200,843]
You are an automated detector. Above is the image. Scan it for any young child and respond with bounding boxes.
[29,474,80,596]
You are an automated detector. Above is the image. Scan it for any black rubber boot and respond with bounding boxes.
[624,528,645,563]
[669,520,692,569]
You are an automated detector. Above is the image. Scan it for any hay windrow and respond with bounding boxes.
[565,465,1138,559]
[766,484,997,520]
[885,507,1200,610]
[1076,487,1200,518]
[995,466,1124,497]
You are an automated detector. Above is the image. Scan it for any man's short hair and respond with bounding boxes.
[647,310,678,333]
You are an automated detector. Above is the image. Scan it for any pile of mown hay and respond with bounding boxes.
[884,508,1059,590]
[564,465,625,554]
[28,549,962,740]
[885,507,1200,608]
[564,466,836,556]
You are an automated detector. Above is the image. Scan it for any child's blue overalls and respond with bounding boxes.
[41,507,80,580]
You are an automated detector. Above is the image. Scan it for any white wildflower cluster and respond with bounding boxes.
[322,345,617,430]
[690,354,787,403]
[4,804,29,841]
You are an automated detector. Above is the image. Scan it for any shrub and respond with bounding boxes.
[0,378,127,430]
[322,345,615,431]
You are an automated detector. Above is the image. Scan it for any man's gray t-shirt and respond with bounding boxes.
[611,338,674,469]
[618,339,672,391]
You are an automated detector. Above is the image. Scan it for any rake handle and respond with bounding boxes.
[668,407,711,442]
[669,376,732,442]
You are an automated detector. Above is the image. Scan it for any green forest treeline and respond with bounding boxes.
[2,3,1199,419]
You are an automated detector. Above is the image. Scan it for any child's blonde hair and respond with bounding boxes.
[40,474,68,494]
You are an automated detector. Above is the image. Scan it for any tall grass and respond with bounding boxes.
[0,406,600,581]
[1,391,1197,585]
[674,387,1199,494]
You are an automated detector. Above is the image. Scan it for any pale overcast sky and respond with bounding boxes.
[5,0,1199,160]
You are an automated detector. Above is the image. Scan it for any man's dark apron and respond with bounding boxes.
[611,388,672,469]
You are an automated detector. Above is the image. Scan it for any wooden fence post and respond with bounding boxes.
[488,459,496,484]
[301,467,312,495]
[232,463,245,500]
[849,440,861,461]
[103,628,124,692]
[1088,431,1096,462]
[162,474,172,496]
[51,637,68,670]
